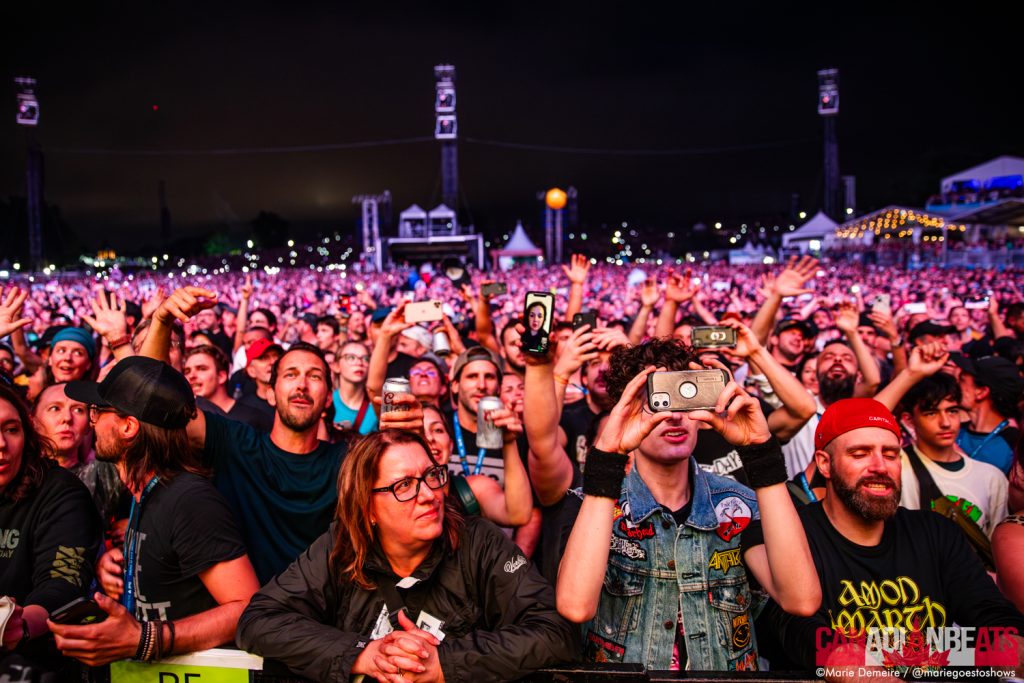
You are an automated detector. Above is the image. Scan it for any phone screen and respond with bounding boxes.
[523,292,554,354]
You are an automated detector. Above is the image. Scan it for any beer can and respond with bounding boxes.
[382,377,411,413]
[433,330,452,356]
[476,396,505,449]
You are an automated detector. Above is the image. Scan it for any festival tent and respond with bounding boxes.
[781,211,838,251]
[491,220,543,270]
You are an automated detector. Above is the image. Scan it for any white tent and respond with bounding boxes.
[941,156,1024,193]
[782,211,838,251]
[398,204,428,237]
[492,220,543,270]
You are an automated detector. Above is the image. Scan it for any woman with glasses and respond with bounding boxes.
[0,384,101,661]
[237,429,575,682]
[329,341,377,436]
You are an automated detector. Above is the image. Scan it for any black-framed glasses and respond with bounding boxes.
[372,465,448,502]
[88,405,120,423]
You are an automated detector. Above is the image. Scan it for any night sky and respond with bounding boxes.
[3,3,1023,253]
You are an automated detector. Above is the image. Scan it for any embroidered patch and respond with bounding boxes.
[609,535,647,561]
[731,613,751,650]
[504,554,527,573]
[584,630,626,663]
[707,548,743,574]
[728,650,758,671]
[616,518,655,540]
[714,496,752,541]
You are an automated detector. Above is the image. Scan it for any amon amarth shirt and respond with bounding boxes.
[741,503,1024,669]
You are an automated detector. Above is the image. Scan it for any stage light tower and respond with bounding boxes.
[434,65,459,228]
[817,68,841,221]
[15,77,43,269]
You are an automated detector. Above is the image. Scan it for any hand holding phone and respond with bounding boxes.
[49,597,108,626]
[523,292,554,355]
[405,300,444,323]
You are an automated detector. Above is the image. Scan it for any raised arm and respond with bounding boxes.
[557,368,671,622]
[523,341,579,506]
[628,277,659,345]
[688,382,820,617]
[366,302,413,403]
[750,256,818,345]
[0,286,42,374]
[873,342,949,411]
[562,253,591,322]
[81,290,135,363]
[835,303,882,397]
[470,406,533,526]
[654,270,696,338]
[233,276,253,352]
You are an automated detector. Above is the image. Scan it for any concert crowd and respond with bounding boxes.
[2,253,1024,682]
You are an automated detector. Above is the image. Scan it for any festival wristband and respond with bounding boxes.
[736,437,787,489]
[582,448,629,499]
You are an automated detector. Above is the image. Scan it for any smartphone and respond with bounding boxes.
[523,292,555,355]
[903,302,928,314]
[481,282,507,297]
[872,294,891,314]
[691,326,737,349]
[965,297,989,310]
[647,369,728,412]
[50,597,107,626]
[572,310,597,331]
[405,300,444,323]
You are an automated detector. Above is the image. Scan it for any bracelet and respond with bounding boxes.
[134,620,151,661]
[107,334,132,350]
[582,448,629,499]
[553,373,570,386]
[736,437,787,489]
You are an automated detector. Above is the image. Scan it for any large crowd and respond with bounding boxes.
[2,253,1024,682]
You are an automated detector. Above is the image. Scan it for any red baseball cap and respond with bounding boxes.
[814,398,900,450]
[246,338,284,367]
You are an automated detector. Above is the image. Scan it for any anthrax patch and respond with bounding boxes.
[609,535,647,561]
[728,650,757,671]
[714,496,752,541]
[707,548,743,574]
[731,613,751,650]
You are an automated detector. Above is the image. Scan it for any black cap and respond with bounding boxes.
[950,355,1024,405]
[65,356,196,429]
[299,313,318,328]
[909,321,956,344]
[774,318,813,338]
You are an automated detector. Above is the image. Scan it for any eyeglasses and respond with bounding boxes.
[372,465,448,502]
[88,405,120,423]
[341,353,370,364]
[410,368,439,379]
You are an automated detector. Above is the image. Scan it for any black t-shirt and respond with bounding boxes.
[536,471,584,587]
[560,399,600,470]
[741,504,1024,669]
[232,393,276,431]
[125,472,247,622]
[443,415,530,489]
[691,428,749,486]
[0,464,101,612]
[202,412,347,583]
[385,352,418,380]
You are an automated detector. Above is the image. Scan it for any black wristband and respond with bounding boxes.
[737,437,788,489]
[583,448,629,499]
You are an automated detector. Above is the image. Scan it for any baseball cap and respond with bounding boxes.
[299,313,318,328]
[246,338,284,366]
[401,326,433,350]
[65,356,196,429]
[815,398,901,450]
[774,318,814,338]
[950,355,1024,404]
[908,321,955,344]
[51,327,97,360]
[450,346,503,382]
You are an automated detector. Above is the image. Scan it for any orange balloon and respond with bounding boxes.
[545,188,567,210]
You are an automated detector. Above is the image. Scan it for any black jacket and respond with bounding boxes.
[236,515,577,682]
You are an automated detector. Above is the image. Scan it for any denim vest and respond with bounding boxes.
[583,458,763,671]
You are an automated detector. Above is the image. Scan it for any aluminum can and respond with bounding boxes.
[433,330,452,356]
[382,377,412,413]
[476,396,505,449]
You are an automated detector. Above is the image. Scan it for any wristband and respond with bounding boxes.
[582,448,629,499]
[736,437,787,489]
[107,334,132,351]
[553,373,570,386]
[134,620,151,661]
[166,620,176,657]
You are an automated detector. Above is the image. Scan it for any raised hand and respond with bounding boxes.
[374,393,425,433]
[140,286,166,320]
[665,269,698,303]
[240,275,254,301]
[640,277,660,308]
[0,286,31,339]
[487,405,523,444]
[688,380,771,447]
[380,301,414,339]
[155,287,218,324]
[562,253,591,285]
[590,326,630,352]
[81,290,128,342]
[715,318,763,358]
[772,255,819,298]
[867,308,899,342]
[834,303,859,335]
[593,366,673,455]
[907,342,949,378]
[553,325,598,375]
